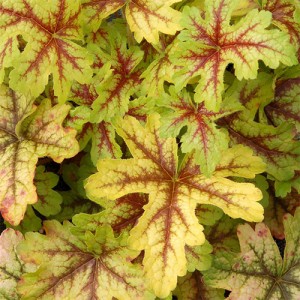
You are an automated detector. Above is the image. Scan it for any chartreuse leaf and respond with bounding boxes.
[158,87,240,175]
[85,114,265,298]
[0,229,35,300]
[0,85,79,226]
[265,77,300,131]
[222,113,300,182]
[174,272,225,300]
[32,166,63,217]
[204,208,300,299]
[91,33,143,123]
[17,221,151,300]
[0,0,93,102]
[173,0,297,111]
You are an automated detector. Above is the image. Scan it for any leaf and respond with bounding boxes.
[73,193,148,235]
[81,0,125,32]
[195,204,223,226]
[0,229,34,300]
[0,0,93,102]
[204,208,300,299]
[221,113,300,181]
[17,221,151,300]
[125,0,182,44]
[158,87,240,176]
[91,33,143,122]
[259,0,300,60]
[264,187,300,239]
[33,166,63,217]
[173,272,225,300]
[85,114,265,298]
[265,77,300,131]
[173,0,297,111]
[0,85,79,225]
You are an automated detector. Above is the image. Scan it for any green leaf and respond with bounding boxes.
[0,85,79,225]
[204,208,300,299]
[33,166,63,217]
[0,0,93,102]
[85,114,264,298]
[173,0,297,111]
[17,221,151,300]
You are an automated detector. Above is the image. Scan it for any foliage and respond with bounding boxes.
[0,0,299,299]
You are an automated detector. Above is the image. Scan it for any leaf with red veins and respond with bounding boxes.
[259,0,300,60]
[265,77,300,131]
[85,114,264,298]
[73,193,148,236]
[91,34,144,122]
[81,0,125,32]
[173,0,297,111]
[174,272,225,300]
[0,85,79,226]
[158,87,241,176]
[17,221,150,300]
[220,112,300,181]
[125,0,182,44]
[264,186,300,239]
[0,0,93,103]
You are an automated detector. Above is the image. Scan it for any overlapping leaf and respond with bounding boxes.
[265,77,300,130]
[0,85,79,226]
[91,34,143,123]
[204,208,300,299]
[0,229,34,300]
[0,0,93,102]
[85,114,265,298]
[158,87,240,175]
[173,0,297,111]
[17,221,150,299]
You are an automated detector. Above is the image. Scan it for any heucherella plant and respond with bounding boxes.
[0,0,299,299]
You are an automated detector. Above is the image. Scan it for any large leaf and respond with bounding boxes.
[265,77,300,131]
[204,208,300,299]
[85,114,265,298]
[0,229,34,300]
[0,85,79,225]
[173,0,297,111]
[0,0,93,102]
[17,221,150,300]
[158,87,240,175]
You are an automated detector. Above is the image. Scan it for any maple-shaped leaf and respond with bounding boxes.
[0,85,79,226]
[85,114,265,298]
[0,229,34,300]
[81,0,125,32]
[174,271,225,300]
[264,186,300,239]
[17,221,150,299]
[90,33,143,123]
[204,208,300,299]
[258,0,300,60]
[220,113,300,181]
[265,77,300,131]
[0,0,93,102]
[32,166,63,217]
[158,87,241,175]
[173,0,297,111]
[141,36,179,97]
[73,193,148,236]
